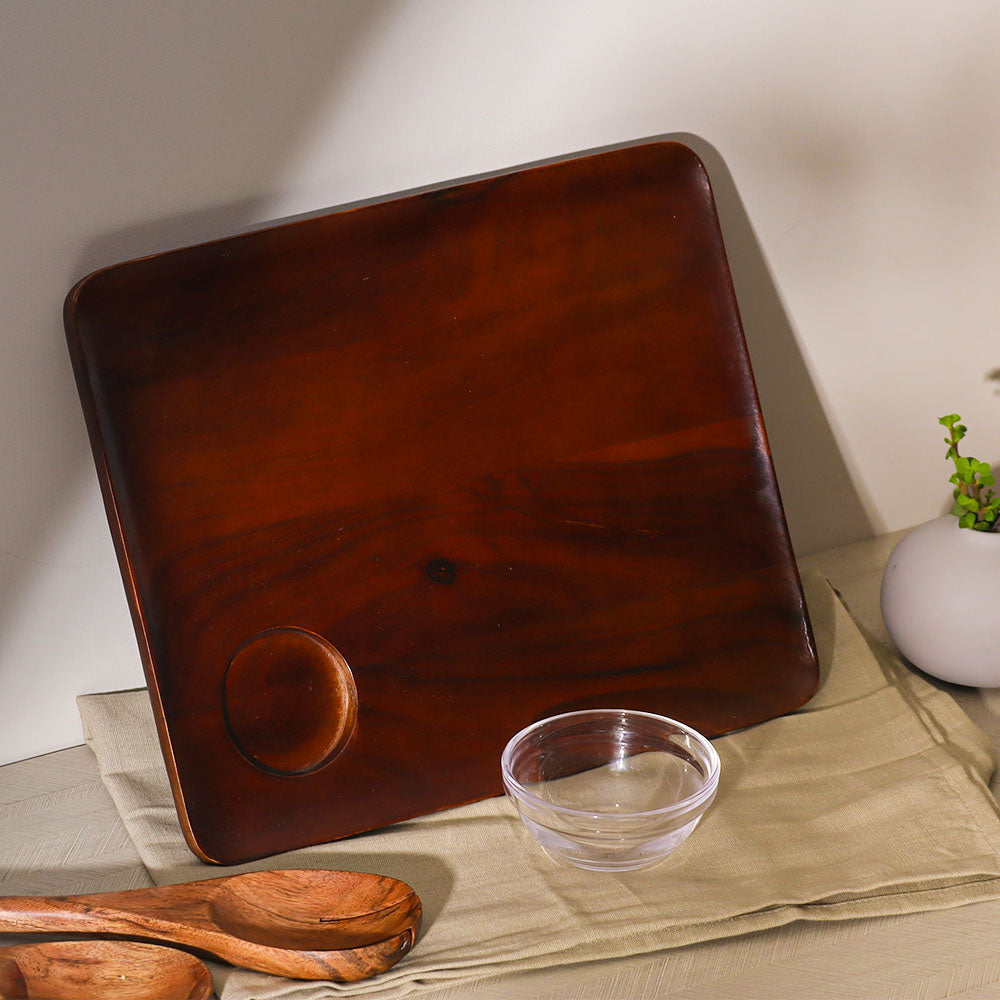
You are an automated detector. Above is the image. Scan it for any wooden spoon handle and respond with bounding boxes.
[0,896,166,939]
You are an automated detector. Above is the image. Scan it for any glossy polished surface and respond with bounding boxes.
[222,627,357,774]
[65,141,817,863]
[0,869,421,982]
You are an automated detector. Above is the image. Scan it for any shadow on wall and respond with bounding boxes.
[424,130,873,556]
[0,0,396,752]
[673,133,874,555]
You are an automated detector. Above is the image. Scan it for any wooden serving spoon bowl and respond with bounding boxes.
[0,940,212,999]
[0,869,421,982]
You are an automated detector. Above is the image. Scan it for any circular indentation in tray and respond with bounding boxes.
[223,627,358,776]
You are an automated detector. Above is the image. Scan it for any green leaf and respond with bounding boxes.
[951,502,966,516]
[960,512,976,528]
[973,521,992,531]
[939,413,961,427]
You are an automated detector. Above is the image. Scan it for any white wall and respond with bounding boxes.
[3,0,999,764]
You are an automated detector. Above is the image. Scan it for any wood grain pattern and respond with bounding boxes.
[0,869,421,982]
[0,940,212,1000]
[65,140,818,864]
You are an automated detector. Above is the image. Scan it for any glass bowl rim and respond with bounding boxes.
[500,708,721,820]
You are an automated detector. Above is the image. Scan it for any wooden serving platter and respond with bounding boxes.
[65,141,817,864]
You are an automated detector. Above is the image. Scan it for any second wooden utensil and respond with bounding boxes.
[0,869,421,982]
[0,939,212,1000]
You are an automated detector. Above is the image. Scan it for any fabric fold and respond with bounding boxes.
[79,571,1000,1000]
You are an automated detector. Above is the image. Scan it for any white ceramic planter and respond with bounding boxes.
[881,515,1000,686]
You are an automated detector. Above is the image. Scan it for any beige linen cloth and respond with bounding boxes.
[78,571,1000,1000]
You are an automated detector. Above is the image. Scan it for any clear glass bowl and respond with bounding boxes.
[501,709,720,872]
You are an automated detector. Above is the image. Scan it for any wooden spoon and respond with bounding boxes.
[0,869,421,982]
[0,939,212,999]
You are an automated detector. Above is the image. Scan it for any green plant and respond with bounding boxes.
[939,413,999,531]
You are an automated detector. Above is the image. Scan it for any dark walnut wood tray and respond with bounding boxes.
[65,141,818,865]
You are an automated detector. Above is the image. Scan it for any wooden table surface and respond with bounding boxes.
[6,528,1000,999]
